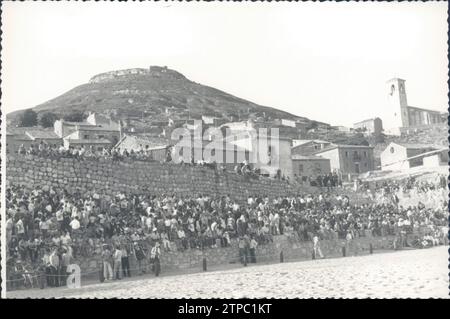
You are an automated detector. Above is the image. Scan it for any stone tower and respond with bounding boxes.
[386,78,409,129]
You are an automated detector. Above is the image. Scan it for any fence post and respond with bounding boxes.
[243,254,247,267]
[342,246,346,257]
[369,243,373,254]
[280,251,284,263]
[312,249,316,260]
[202,257,207,272]
[40,270,46,289]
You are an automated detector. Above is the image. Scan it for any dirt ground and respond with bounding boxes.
[6,245,448,299]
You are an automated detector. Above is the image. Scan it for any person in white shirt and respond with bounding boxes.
[60,231,71,246]
[313,234,324,259]
[345,231,354,256]
[70,218,80,231]
[113,247,123,280]
[150,242,161,276]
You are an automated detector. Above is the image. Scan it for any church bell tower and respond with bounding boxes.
[386,78,409,128]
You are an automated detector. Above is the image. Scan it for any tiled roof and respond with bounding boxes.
[292,139,331,147]
[12,134,34,141]
[392,142,439,150]
[75,125,119,131]
[25,130,61,139]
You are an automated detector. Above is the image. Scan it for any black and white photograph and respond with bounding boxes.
[1,1,448,300]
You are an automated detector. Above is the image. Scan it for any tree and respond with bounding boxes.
[39,112,59,128]
[63,111,85,122]
[19,109,38,127]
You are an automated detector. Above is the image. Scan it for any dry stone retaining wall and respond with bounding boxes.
[6,155,318,201]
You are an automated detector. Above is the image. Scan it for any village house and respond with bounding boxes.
[114,135,171,162]
[6,128,63,154]
[177,139,251,170]
[353,117,383,136]
[223,131,294,179]
[54,112,122,150]
[6,131,34,154]
[291,139,333,156]
[380,142,442,171]
[422,149,449,168]
[312,144,375,180]
[291,155,331,180]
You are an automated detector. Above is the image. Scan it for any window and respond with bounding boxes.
[98,147,103,151]
[211,149,216,156]
[390,84,395,96]
[299,164,304,173]
[390,147,394,154]
[345,151,348,157]
[84,135,89,139]
[364,151,367,157]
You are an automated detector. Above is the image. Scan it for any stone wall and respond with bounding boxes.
[75,234,396,278]
[6,155,319,201]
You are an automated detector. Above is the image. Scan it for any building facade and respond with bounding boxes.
[6,129,63,154]
[313,144,375,179]
[291,155,331,180]
[353,117,383,136]
[380,142,440,171]
[54,112,122,150]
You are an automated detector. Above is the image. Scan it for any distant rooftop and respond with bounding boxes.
[354,117,381,125]
[312,144,374,155]
[291,155,329,161]
[65,139,113,145]
[390,142,440,150]
[292,139,331,147]
[26,130,61,140]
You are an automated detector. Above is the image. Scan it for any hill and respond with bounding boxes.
[7,66,312,128]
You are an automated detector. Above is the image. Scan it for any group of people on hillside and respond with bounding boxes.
[15,142,168,163]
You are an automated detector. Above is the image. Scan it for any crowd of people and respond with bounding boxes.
[5,172,448,290]
[294,172,342,189]
[16,142,171,163]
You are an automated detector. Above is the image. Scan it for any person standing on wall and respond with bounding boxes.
[150,242,161,277]
[249,236,258,263]
[238,237,247,264]
[60,248,72,286]
[133,241,146,275]
[101,244,113,282]
[313,233,324,259]
[49,247,60,287]
[113,245,123,280]
[121,244,131,278]
[345,230,355,256]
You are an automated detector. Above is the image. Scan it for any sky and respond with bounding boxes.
[1,1,448,127]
